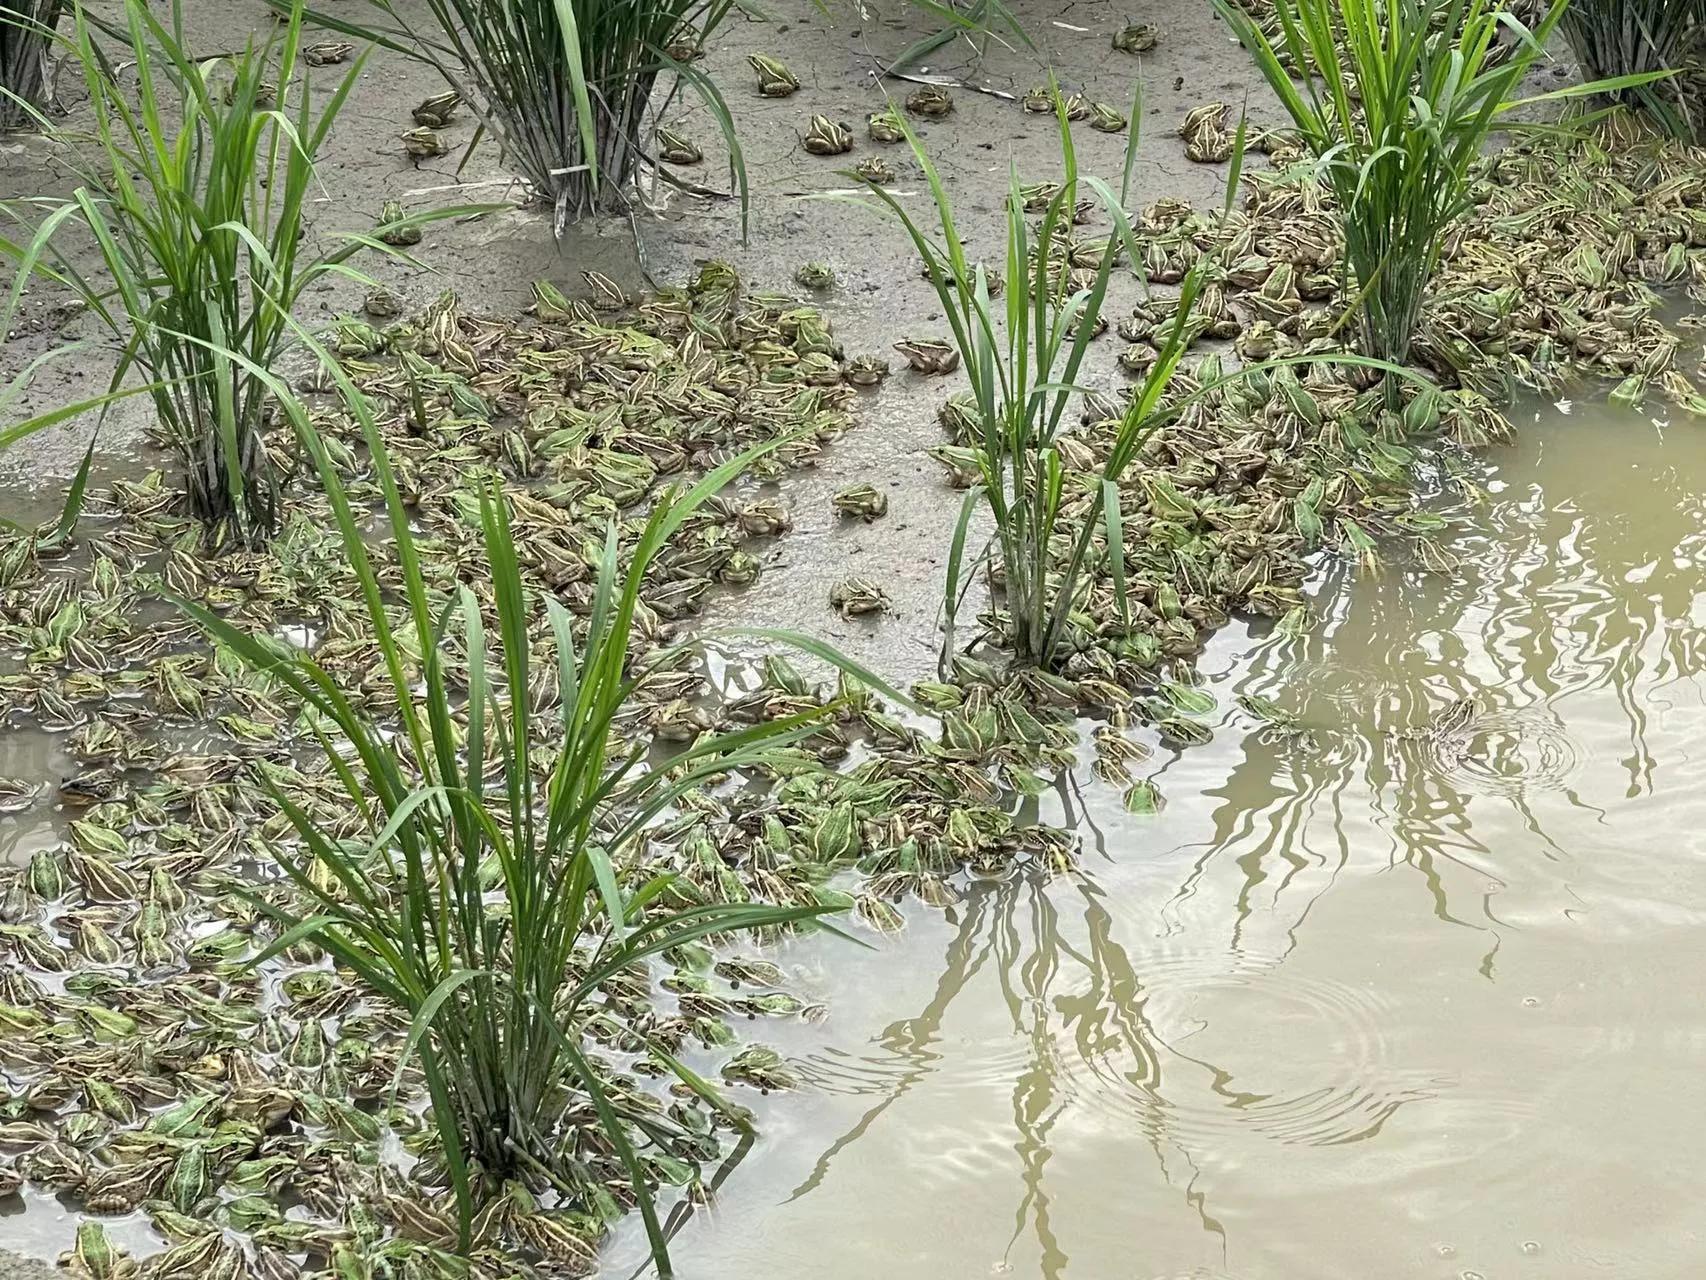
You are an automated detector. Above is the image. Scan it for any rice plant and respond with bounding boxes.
[844,97,1236,672]
[0,0,479,547]
[1560,0,1706,139]
[887,0,1032,77]
[0,1,62,130]
[278,0,748,234]
[168,323,904,1270]
[1213,0,1662,371]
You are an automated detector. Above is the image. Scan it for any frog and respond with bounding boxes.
[0,777,40,813]
[529,279,575,321]
[1233,319,1281,361]
[830,577,891,618]
[60,1221,137,1280]
[581,269,628,310]
[722,1045,798,1092]
[1426,696,1482,739]
[650,699,715,744]
[716,956,787,986]
[794,350,844,386]
[513,1212,601,1273]
[1086,101,1127,132]
[223,79,276,109]
[803,115,853,155]
[893,337,960,373]
[749,54,800,97]
[905,84,953,117]
[1236,693,1301,732]
[843,354,890,386]
[333,318,383,356]
[1391,694,1482,746]
[1021,85,1058,113]
[658,127,702,164]
[718,550,764,584]
[853,154,895,184]
[302,40,354,66]
[795,261,836,290]
[1117,342,1158,375]
[738,499,792,536]
[1155,715,1213,748]
[57,768,122,807]
[362,287,402,319]
[1112,21,1160,52]
[82,1156,169,1214]
[400,126,448,161]
[832,483,889,521]
[1179,100,1234,162]
[1020,181,1062,211]
[410,91,459,127]
[868,107,907,142]
[377,200,422,247]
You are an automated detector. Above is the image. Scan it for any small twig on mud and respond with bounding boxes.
[867,63,1017,100]
[398,177,529,202]
[640,157,737,203]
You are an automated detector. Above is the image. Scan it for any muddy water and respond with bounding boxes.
[643,398,1706,1280]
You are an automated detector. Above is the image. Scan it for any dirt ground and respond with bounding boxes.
[0,0,1276,683]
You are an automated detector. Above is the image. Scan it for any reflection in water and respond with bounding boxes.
[674,402,1706,1278]
[787,872,1235,1278]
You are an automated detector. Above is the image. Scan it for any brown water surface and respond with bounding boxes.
[650,398,1706,1280]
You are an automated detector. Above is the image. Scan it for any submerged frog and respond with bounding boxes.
[723,1045,798,1092]
[1390,694,1486,768]
[1155,715,1213,749]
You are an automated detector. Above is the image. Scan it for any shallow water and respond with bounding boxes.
[652,398,1706,1280]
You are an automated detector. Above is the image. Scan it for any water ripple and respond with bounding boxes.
[1423,703,1583,800]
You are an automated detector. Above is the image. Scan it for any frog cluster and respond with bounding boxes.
[0,256,1132,1278]
[907,111,1706,735]
[1121,110,1706,413]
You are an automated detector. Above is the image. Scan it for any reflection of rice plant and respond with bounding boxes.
[0,1,62,131]
[0,0,471,546]
[181,351,889,1268]
[1560,0,1706,139]
[286,0,749,233]
[1215,0,1664,369]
